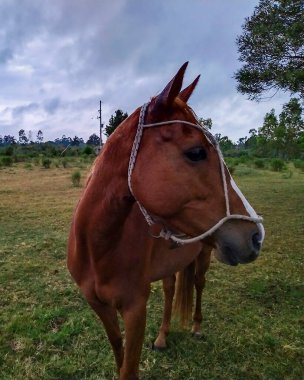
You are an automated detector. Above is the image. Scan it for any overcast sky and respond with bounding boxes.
[0,0,289,143]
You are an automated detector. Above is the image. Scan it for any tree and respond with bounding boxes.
[237,136,248,149]
[259,109,279,142]
[3,135,16,145]
[71,136,84,146]
[36,130,43,144]
[245,128,258,149]
[105,109,128,137]
[214,133,234,151]
[18,129,28,145]
[199,117,212,129]
[87,133,100,146]
[257,98,304,157]
[278,97,304,157]
[235,0,304,101]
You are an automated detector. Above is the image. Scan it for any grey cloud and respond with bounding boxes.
[0,48,13,64]
[2,0,283,143]
[12,102,39,118]
[43,97,61,115]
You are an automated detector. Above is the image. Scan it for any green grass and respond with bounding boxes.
[0,163,303,379]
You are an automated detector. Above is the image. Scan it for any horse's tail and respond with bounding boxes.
[174,261,195,326]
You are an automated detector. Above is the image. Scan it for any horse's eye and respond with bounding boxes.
[184,146,207,162]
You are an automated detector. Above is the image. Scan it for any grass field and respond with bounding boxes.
[0,162,303,380]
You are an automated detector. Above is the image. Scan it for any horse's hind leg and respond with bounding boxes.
[153,275,176,350]
[87,297,124,371]
[192,246,212,337]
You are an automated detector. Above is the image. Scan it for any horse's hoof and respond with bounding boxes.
[191,331,204,339]
[152,342,168,352]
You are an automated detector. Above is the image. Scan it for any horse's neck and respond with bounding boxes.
[83,111,140,242]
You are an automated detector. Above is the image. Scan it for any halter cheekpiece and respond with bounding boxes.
[128,102,264,245]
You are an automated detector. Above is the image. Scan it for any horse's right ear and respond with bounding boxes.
[179,75,200,103]
[154,62,188,110]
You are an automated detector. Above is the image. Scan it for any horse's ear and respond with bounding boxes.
[154,62,189,109]
[179,75,200,103]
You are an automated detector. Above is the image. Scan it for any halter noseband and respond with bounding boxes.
[128,102,264,245]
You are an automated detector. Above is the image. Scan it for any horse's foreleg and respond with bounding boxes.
[119,299,148,380]
[192,246,212,337]
[153,275,176,350]
[87,298,124,371]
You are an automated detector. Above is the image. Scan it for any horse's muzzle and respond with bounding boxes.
[213,222,263,266]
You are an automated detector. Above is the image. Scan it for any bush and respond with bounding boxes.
[254,159,265,169]
[271,159,285,172]
[227,165,235,175]
[32,157,40,166]
[71,170,81,187]
[42,157,52,169]
[293,160,304,172]
[82,145,94,155]
[53,159,60,168]
[62,158,68,168]
[1,156,13,166]
[4,146,14,156]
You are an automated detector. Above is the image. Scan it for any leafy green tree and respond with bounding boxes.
[258,98,304,157]
[87,133,100,146]
[235,0,304,101]
[259,109,278,141]
[214,133,234,151]
[278,97,304,157]
[3,135,16,145]
[245,128,258,149]
[258,109,279,156]
[71,136,84,146]
[18,129,28,145]
[105,109,128,137]
[36,130,43,144]
[199,117,212,129]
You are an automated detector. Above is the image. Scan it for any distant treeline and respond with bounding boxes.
[1,98,303,160]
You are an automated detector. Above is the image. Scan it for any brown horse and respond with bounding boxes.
[67,62,264,380]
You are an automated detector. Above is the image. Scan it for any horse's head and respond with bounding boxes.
[129,62,264,266]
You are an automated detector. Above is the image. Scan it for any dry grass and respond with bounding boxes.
[0,163,303,379]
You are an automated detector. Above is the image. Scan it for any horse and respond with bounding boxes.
[67,62,265,380]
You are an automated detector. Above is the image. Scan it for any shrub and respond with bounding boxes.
[4,146,14,156]
[293,160,304,172]
[271,159,285,172]
[62,158,68,168]
[42,157,52,169]
[33,157,40,166]
[82,145,94,155]
[71,170,81,187]
[227,165,235,175]
[53,159,60,168]
[254,159,265,169]
[1,156,13,166]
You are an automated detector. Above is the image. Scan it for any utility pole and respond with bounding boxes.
[97,100,104,148]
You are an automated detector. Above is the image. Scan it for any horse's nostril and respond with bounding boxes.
[252,232,261,251]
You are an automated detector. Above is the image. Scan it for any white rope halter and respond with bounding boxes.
[128,102,264,245]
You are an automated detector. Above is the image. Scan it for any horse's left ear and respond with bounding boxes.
[154,62,189,109]
[179,75,200,103]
